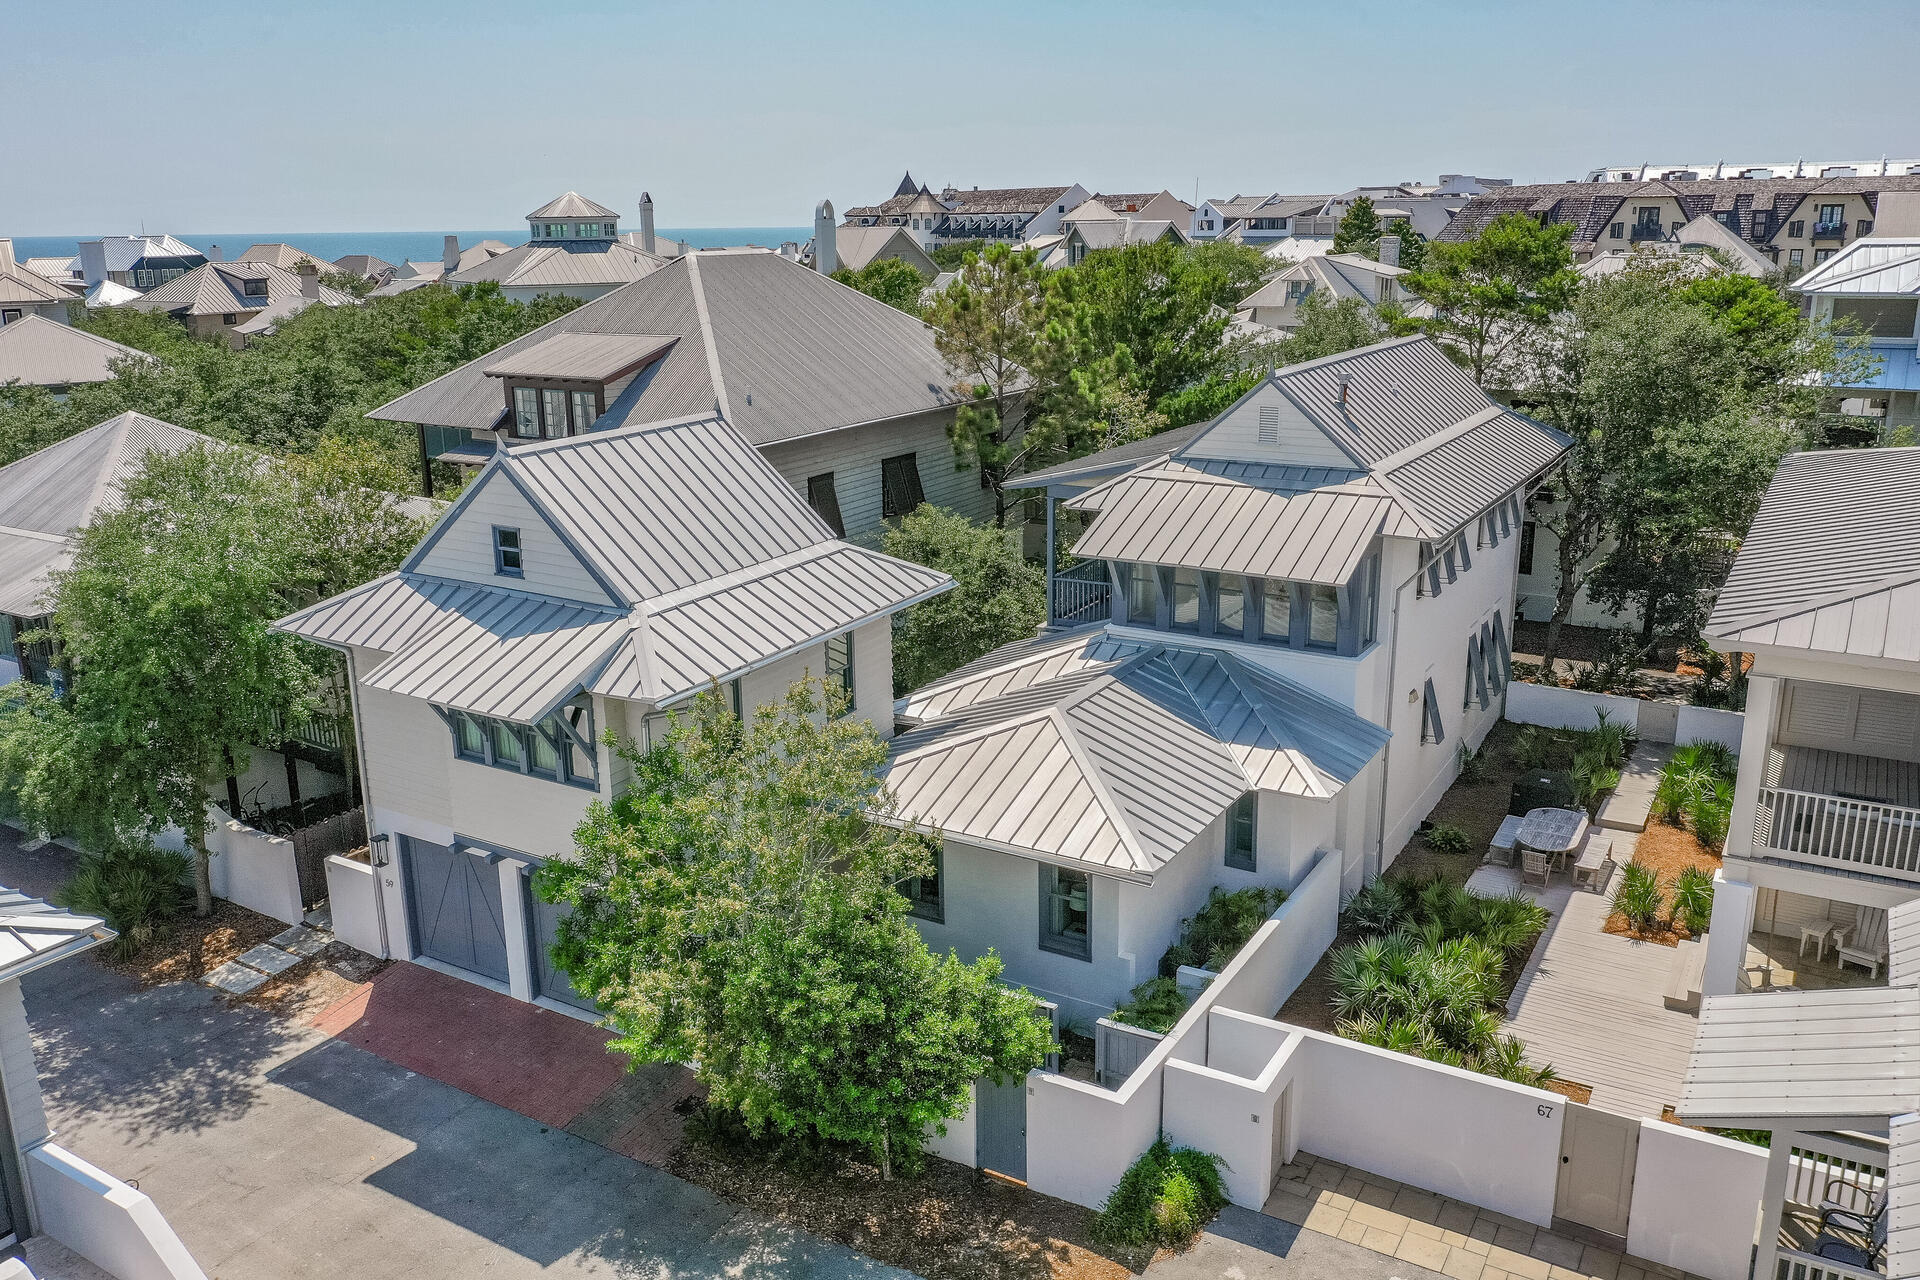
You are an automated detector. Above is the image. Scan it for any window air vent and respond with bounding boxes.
[1257,405,1280,445]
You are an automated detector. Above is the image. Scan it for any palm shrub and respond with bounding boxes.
[1672,865,1715,935]
[56,842,192,959]
[1342,877,1412,936]
[1423,823,1472,855]
[1110,977,1193,1034]
[1095,1138,1230,1248]
[1159,886,1287,975]
[1687,778,1734,852]
[1611,861,1666,933]
[1508,725,1553,770]
[1580,709,1635,769]
[1456,743,1490,784]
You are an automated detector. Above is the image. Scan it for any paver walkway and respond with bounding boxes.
[1261,1151,1704,1280]
[1473,856,1698,1119]
[1595,744,1674,833]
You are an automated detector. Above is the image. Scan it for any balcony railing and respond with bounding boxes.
[1049,560,1111,627]
[1753,786,1920,882]
[1629,224,1666,242]
[1770,1132,1886,1280]
[1810,221,1848,241]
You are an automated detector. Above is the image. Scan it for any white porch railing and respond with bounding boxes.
[1049,560,1111,627]
[1753,786,1920,882]
[1767,1132,1887,1280]
[1774,1253,1883,1280]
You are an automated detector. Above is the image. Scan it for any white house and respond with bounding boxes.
[1698,447,1920,1004]
[368,248,995,537]
[274,413,951,1005]
[1236,245,1429,334]
[446,191,669,304]
[883,335,1571,1021]
[1791,230,1920,437]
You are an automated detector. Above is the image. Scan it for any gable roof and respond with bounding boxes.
[1705,447,1920,662]
[83,235,202,273]
[0,315,154,388]
[527,191,620,220]
[277,413,951,718]
[0,888,114,981]
[369,250,963,445]
[884,630,1389,878]
[1793,237,1920,295]
[121,260,353,319]
[0,261,76,306]
[832,225,936,276]
[0,412,217,615]
[332,254,394,278]
[235,243,333,271]
[480,332,677,382]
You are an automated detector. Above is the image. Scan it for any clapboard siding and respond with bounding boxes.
[760,407,990,545]
[1182,382,1356,468]
[412,469,615,605]
[354,646,453,827]
[1780,683,1920,764]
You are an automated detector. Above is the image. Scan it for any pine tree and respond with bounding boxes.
[1332,196,1381,257]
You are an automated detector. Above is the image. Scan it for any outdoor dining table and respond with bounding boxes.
[1516,806,1590,872]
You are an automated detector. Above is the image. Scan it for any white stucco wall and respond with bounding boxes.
[325,855,385,956]
[204,808,306,925]
[1626,1122,1766,1280]
[27,1143,207,1280]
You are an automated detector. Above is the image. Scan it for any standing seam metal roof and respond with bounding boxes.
[0,315,153,388]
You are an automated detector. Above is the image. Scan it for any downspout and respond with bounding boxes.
[1370,551,1430,883]
[340,648,391,958]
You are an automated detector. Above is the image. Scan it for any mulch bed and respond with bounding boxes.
[1601,822,1722,948]
[1544,1078,1594,1105]
[669,1141,1157,1280]
[101,897,284,987]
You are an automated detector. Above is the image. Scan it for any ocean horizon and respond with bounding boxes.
[9,227,813,268]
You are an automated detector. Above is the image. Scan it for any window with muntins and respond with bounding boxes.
[443,698,598,789]
[570,391,598,432]
[825,632,854,707]
[513,387,540,438]
[1213,574,1245,639]
[541,389,569,439]
[492,526,523,576]
[1169,567,1202,632]
[1039,865,1091,960]
[806,473,845,537]
[1122,562,1161,625]
[1225,793,1257,871]
[880,452,925,518]
[1259,578,1291,642]
[1307,584,1339,649]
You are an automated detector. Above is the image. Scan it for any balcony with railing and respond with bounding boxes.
[1750,744,1920,884]
[1048,559,1111,627]
[1810,220,1849,242]
[1629,222,1667,242]
[1767,1130,1887,1280]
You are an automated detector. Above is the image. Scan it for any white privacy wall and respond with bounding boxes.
[1504,681,1643,736]
[1626,1122,1767,1280]
[28,1143,207,1280]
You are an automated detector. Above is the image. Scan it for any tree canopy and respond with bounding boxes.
[532,680,1051,1177]
[831,257,926,316]
[1332,196,1381,257]
[1404,213,1580,385]
[882,505,1046,692]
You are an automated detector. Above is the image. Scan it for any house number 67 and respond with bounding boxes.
[1537,1104,1554,1118]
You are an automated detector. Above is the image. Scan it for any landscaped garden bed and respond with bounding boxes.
[1602,742,1730,946]
[1106,885,1287,1034]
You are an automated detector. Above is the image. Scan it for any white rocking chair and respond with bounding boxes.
[1837,905,1890,980]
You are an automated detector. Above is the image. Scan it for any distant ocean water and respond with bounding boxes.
[9,228,812,267]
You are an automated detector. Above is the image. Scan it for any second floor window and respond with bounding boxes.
[880,453,925,518]
[1307,584,1339,648]
[542,389,569,439]
[493,526,522,575]
[806,473,845,536]
[513,387,540,438]
[445,699,598,788]
[900,839,944,922]
[1123,562,1161,624]
[825,632,854,706]
[1225,793,1257,871]
[1213,574,1245,639]
[570,391,598,432]
[1818,204,1844,226]
[1039,865,1091,960]
[1260,578,1291,640]
[243,277,268,297]
[1169,567,1202,631]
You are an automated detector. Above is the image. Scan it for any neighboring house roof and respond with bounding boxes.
[0,315,154,388]
[83,234,202,273]
[831,225,937,276]
[121,261,353,320]
[0,887,114,981]
[23,257,81,283]
[1021,421,1212,488]
[276,413,951,718]
[1792,236,1920,295]
[332,254,395,279]
[1066,219,1187,252]
[884,629,1390,879]
[527,191,621,220]
[1240,254,1431,319]
[0,412,216,615]
[1705,447,1920,662]
[847,185,1073,220]
[0,261,75,307]
[1052,336,1567,545]
[83,280,142,308]
[480,332,678,382]
[369,249,965,445]
[448,238,665,291]
[1577,215,1776,279]
[235,243,333,271]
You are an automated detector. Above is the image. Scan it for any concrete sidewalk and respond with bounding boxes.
[1143,1207,1446,1280]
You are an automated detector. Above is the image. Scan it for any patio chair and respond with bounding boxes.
[1812,1205,1887,1272]
[1487,815,1525,866]
[1837,906,1890,980]
[1520,848,1551,886]
[1820,1185,1886,1237]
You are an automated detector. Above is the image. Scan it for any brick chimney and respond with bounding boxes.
[1378,235,1400,268]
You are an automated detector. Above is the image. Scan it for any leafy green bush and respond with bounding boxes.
[1686,777,1734,852]
[1611,862,1666,932]
[1095,1138,1229,1248]
[1508,725,1554,770]
[1423,823,1472,855]
[1110,978,1193,1034]
[1456,743,1489,784]
[1159,886,1286,975]
[1672,865,1715,935]
[55,842,191,958]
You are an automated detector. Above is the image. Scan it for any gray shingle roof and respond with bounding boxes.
[278,413,953,718]
[369,250,963,445]
[0,315,153,388]
[884,632,1390,878]
[527,192,621,220]
[1706,448,1920,661]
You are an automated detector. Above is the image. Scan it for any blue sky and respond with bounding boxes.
[6,0,1914,234]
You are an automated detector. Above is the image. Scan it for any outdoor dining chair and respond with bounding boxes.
[1811,1203,1887,1273]
[1520,848,1552,886]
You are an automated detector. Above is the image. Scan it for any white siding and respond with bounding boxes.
[1780,683,1920,763]
[353,645,453,829]
[759,408,990,544]
[0,978,48,1151]
[1182,382,1357,469]
[412,470,615,606]
[446,753,598,859]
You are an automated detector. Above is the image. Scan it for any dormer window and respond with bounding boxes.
[493,526,523,576]
[513,387,540,438]
[243,277,268,298]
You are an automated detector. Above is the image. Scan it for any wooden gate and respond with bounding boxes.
[290,806,365,910]
[1554,1101,1639,1242]
[976,1074,1029,1181]
[1094,1017,1163,1087]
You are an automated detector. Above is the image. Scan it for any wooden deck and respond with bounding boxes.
[1471,860,1700,1120]
[1769,743,1920,806]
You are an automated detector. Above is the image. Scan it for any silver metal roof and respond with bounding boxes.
[0,412,217,617]
[884,632,1389,878]
[1793,238,1920,296]
[1892,1114,1920,1280]
[1067,461,1408,584]
[369,250,963,446]
[0,888,114,981]
[0,263,75,306]
[1895,900,1920,987]
[0,315,152,389]
[481,332,677,382]
[449,239,665,290]
[1678,985,1920,1127]
[234,243,332,270]
[122,260,353,318]
[277,413,954,720]
[1706,448,1920,661]
[1021,420,1211,489]
[527,191,620,220]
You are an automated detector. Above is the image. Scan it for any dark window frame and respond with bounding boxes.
[806,472,845,537]
[825,631,855,708]
[1518,521,1537,575]
[1225,793,1257,872]
[438,699,599,791]
[901,840,944,923]
[880,452,926,519]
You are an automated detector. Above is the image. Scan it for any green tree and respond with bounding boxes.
[1405,213,1579,385]
[1332,196,1381,257]
[1274,292,1391,363]
[882,506,1046,692]
[831,257,926,316]
[929,240,987,272]
[533,681,1051,1178]
[1383,219,1426,272]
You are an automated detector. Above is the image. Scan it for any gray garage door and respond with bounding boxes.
[525,884,598,1013]
[402,836,510,983]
